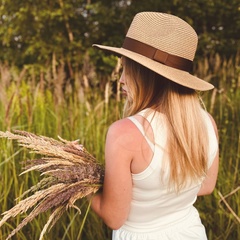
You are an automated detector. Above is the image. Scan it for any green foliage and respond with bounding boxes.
[0,0,239,75]
[195,55,240,240]
[0,0,87,66]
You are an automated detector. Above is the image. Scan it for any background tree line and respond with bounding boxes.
[0,0,239,87]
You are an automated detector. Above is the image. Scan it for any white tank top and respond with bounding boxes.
[121,109,218,232]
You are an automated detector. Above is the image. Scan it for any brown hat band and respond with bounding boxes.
[122,37,193,72]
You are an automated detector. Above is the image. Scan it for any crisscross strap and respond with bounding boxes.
[128,116,155,152]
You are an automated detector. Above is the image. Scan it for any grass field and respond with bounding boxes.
[0,54,239,239]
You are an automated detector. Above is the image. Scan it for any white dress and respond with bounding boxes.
[112,109,218,240]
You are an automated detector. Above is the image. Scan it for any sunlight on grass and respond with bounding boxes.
[0,55,239,239]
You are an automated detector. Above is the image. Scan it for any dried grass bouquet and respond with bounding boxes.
[0,130,104,240]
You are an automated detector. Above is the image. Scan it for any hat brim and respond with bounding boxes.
[93,44,214,91]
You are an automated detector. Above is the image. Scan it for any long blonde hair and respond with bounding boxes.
[122,57,209,191]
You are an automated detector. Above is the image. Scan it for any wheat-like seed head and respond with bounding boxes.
[0,130,104,240]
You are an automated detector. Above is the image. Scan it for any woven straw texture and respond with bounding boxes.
[126,12,198,60]
[93,12,214,91]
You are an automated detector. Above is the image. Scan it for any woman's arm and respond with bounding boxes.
[197,151,219,196]
[198,114,219,196]
[90,119,135,229]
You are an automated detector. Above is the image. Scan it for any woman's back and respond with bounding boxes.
[112,109,218,239]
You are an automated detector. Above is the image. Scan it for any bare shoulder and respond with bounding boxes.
[108,118,136,132]
[106,118,143,151]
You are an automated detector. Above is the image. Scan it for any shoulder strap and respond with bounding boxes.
[128,116,155,152]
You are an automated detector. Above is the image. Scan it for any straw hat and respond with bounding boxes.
[93,12,214,91]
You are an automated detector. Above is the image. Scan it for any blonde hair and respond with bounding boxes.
[122,57,209,191]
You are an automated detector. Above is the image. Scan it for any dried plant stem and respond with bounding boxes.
[218,188,240,224]
[39,206,66,240]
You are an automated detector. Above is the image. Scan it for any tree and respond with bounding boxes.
[0,0,88,71]
[0,0,239,73]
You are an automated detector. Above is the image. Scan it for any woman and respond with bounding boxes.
[90,12,219,240]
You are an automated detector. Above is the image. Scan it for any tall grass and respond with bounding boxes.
[195,54,240,240]
[0,54,239,240]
